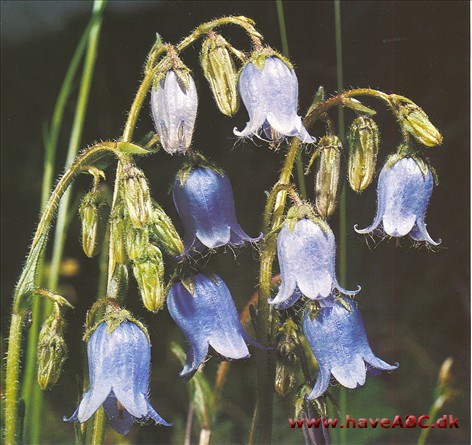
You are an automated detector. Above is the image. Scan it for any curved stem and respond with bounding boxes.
[4,143,116,444]
[307,88,390,124]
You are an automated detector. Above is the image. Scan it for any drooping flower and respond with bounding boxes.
[303,300,398,400]
[234,54,315,143]
[354,156,440,245]
[151,68,198,155]
[173,166,261,254]
[64,321,171,434]
[269,207,359,310]
[167,273,262,378]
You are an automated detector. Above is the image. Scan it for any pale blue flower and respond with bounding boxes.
[167,273,262,378]
[173,167,261,254]
[64,321,171,434]
[303,300,398,400]
[234,57,315,143]
[269,218,359,310]
[151,69,198,155]
[355,156,440,245]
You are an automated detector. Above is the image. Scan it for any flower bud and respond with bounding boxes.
[389,95,442,147]
[121,164,153,228]
[132,245,165,312]
[110,203,128,264]
[314,136,342,219]
[125,226,150,261]
[200,33,239,116]
[37,314,68,390]
[275,320,299,396]
[151,60,198,155]
[79,190,110,258]
[348,117,380,193]
[149,204,184,256]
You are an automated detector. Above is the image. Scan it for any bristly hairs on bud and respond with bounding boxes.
[120,162,153,228]
[313,135,342,220]
[200,32,240,117]
[388,94,442,147]
[347,116,380,193]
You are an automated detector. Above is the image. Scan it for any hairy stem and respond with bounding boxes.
[4,143,116,443]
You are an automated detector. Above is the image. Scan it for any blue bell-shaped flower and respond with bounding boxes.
[303,300,398,400]
[355,156,440,245]
[64,321,171,434]
[234,55,315,143]
[167,273,262,377]
[173,166,261,254]
[269,211,359,310]
[151,69,198,155]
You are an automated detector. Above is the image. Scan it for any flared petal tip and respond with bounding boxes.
[230,229,263,247]
[179,365,199,380]
[147,406,173,427]
[354,223,376,235]
[335,283,361,297]
[233,125,257,139]
[63,412,77,423]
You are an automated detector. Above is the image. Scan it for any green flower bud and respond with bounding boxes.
[149,203,184,256]
[125,225,150,261]
[121,164,153,228]
[200,33,239,116]
[275,319,299,396]
[314,136,342,219]
[348,117,380,193]
[110,204,128,264]
[37,315,68,390]
[132,245,165,312]
[79,190,110,258]
[275,360,296,397]
[389,95,442,147]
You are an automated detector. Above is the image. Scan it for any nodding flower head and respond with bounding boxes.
[172,166,261,254]
[355,155,440,246]
[269,206,359,310]
[303,300,398,400]
[234,51,315,144]
[64,321,171,434]
[167,273,263,378]
[151,68,198,155]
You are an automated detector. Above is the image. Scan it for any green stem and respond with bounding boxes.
[4,142,116,444]
[4,315,23,445]
[417,397,442,445]
[334,2,348,445]
[21,8,105,444]
[90,408,107,445]
[256,138,302,444]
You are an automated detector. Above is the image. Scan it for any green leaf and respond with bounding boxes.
[116,141,155,156]
[342,97,376,115]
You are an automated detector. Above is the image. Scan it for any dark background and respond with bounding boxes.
[1,1,469,444]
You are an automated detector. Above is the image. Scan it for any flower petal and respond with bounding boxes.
[234,62,268,138]
[307,366,331,400]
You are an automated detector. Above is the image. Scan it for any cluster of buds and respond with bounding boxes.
[108,161,185,312]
